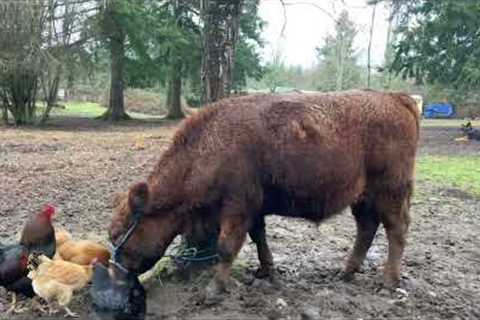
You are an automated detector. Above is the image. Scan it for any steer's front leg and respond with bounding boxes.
[205,211,249,304]
[249,216,274,280]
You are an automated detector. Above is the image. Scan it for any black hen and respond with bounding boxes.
[467,128,480,141]
[461,121,480,141]
[0,243,34,297]
[89,260,146,320]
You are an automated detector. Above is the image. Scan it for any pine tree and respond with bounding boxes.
[314,10,362,91]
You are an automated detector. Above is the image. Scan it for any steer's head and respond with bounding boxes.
[108,182,183,275]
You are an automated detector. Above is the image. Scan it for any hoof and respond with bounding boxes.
[341,271,356,282]
[203,281,226,306]
[254,266,273,279]
[382,276,401,290]
[382,265,401,289]
[255,266,281,288]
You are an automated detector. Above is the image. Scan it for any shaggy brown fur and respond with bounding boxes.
[109,90,420,295]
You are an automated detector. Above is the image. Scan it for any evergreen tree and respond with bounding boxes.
[314,10,362,91]
[390,0,480,94]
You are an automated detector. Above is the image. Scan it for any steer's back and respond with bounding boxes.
[255,90,419,219]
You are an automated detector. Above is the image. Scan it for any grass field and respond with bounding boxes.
[48,102,105,117]
[417,155,480,196]
[42,101,161,119]
[421,118,480,127]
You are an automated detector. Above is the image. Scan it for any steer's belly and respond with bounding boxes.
[261,178,362,222]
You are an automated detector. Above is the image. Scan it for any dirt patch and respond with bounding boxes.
[1,119,479,319]
[438,188,478,201]
[0,142,66,154]
[419,125,480,156]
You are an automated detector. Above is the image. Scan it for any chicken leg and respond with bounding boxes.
[48,304,59,315]
[32,297,47,314]
[5,292,28,314]
[5,292,16,314]
[63,306,78,318]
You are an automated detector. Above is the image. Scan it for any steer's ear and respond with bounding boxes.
[128,182,149,218]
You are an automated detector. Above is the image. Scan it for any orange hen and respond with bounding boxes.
[55,229,111,266]
[55,229,72,247]
[28,255,93,317]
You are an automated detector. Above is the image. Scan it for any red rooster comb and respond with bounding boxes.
[41,204,56,218]
[20,254,29,267]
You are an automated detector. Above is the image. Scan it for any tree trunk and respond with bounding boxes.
[99,2,129,121]
[14,101,29,126]
[40,67,61,124]
[336,37,345,91]
[367,3,377,88]
[100,34,129,121]
[1,103,7,124]
[166,61,185,120]
[224,1,243,95]
[165,1,185,120]
[201,0,243,104]
[201,0,223,104]
[383,4,396,89]
[65,72,75,101]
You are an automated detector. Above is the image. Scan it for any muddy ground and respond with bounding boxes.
[1,118,479,319]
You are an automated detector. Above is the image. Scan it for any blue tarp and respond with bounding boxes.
[423,102,455,118]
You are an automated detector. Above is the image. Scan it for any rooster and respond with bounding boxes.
[28,255,93,317]
[20,204,56,259]
[0,243,34,313]
[90,260,146,320]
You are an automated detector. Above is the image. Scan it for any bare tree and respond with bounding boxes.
[367,3,377,88]
[0,1,46,125]
[0,0,98,125]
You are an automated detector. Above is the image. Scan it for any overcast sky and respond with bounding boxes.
[258,0,391,68]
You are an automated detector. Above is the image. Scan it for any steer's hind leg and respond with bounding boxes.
[249,216,274,280]
[344,197,380,279]
[376,187,412,288]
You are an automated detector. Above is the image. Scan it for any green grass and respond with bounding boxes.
[42,101,160,119]
[421,119,480,128]
[417,156,480,195]
[53,102,106,117]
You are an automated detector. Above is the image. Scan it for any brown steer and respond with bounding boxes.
[109,90,419,298]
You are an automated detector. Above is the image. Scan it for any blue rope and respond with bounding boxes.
[172,253,219,263]
[111,219,140,267]
[168,236,220,266]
